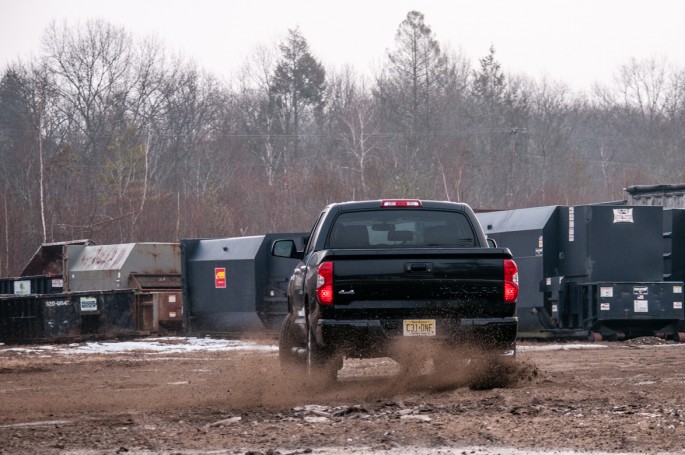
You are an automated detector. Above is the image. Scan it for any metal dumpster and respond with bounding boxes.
[478,206,565,335]
[64,243,181,292]
[0,241,182,341]
[63,242,182,334]
[0,275,64,295]
[626,183,685,208]
[181,233,306,335]
[564,281,683,341]
[0,289,136,343]
[0,240,94,296]
[130,273,183,333]
[478,205,685,340]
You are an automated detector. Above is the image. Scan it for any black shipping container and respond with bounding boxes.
[181,233,306,334]
[478,205,685,340]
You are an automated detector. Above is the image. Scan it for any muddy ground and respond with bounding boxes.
[0,337,684,455]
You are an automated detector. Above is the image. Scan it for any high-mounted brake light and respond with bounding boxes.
[381,199,422,207]
[504,259,519,303]
[316,261,334,305]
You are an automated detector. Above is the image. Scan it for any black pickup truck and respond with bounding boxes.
[272,199,518,381]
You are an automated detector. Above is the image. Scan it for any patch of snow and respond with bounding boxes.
[0,337,277,356]
[518,344,608,352]
[0,420,73,429]
[519,342,685,352]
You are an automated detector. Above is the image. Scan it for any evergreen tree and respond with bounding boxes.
[271,28,326,158]
[377,10,463,196]
[383,11,449,142]
[472,45,506,120]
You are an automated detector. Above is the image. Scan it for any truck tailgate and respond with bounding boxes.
[322,248,514,320]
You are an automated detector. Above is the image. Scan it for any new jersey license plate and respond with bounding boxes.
[403,319,436,336]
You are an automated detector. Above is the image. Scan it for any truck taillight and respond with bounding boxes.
[316,261,334,305]
[504,259,519,303]
[381,199,422,207]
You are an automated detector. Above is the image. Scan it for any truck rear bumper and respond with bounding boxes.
[317,317,517,357]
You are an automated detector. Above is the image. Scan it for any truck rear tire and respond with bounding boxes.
[306,324,340,385]
[279,316,305,371]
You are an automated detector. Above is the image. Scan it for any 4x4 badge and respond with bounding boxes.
[338,289,355,295]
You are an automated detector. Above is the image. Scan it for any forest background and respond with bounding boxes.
[1,10,684,275]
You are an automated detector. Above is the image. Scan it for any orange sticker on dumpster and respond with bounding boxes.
[215,268,227,288]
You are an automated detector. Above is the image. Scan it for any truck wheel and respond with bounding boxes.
[306,325,339,386]
[279,316,305,372]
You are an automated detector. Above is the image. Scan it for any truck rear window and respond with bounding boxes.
[327,210,476,249]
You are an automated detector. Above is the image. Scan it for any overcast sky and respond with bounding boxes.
[1,0,683,92]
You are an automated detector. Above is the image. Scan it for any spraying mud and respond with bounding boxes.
[0,337,683,454]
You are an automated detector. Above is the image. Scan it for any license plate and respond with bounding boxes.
[403,319,436,336]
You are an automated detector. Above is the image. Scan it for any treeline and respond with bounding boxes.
[1,11,685,275]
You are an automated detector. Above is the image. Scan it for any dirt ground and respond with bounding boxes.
[1,337,684,455]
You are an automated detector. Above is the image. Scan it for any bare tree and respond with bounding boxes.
[336,79,379,197]
[42,19,135,159]
[526,79,581,204]
[236,44,287,185]
[591,57,685,190]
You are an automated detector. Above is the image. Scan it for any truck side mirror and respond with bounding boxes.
[487,238,497,248]
[272,239,303,259]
